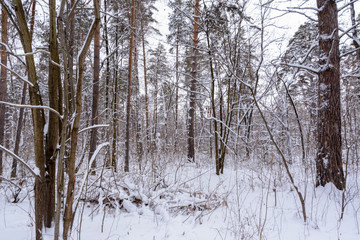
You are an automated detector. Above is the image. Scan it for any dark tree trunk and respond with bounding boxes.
[44,0,61,228]
[316,0,345,190]
[104,0,110,120]
[13,0,46,238]
[125,0,136,172]
[0,7,8,180]
[11,84,26,179]
[11,0,37,180]
[349,1,360,95]
[142,29,150,146]
[187,0,199,163]
[89,15,100,172]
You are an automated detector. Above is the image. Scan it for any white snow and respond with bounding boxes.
[1,157,360,240]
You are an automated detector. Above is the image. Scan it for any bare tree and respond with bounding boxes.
[1,0,48,238]
[63,0,100,237]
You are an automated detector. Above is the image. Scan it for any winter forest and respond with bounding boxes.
[0,0,360,239]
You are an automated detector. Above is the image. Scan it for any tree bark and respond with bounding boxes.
[316,0,345,190]
[125,0,136,172]
[142,29,150,146]
[89,12,101,172]
[187,0,199,162]
[104,0,110,120]
[13,0,46,238]
[11,85,26,179]
[349,1,360,96]
[44,0,62,228]
[0,7,8,180]
[11,0,37,179]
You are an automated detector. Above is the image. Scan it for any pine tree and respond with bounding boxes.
[315,0,345,190]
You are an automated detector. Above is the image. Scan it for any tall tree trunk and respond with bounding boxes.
[125,0,136,172]
[63,0,100,237]
[142,30,150,146]
[153,72,158,150]
[0,6,8,180]
[112,73,118,172]
[55,0,72,235]
[205,26,219,174]
[89,12,101,172]
[104,0,110,120]
[111,22,119,171]
[134,39,143,170]
[67,0,76,113]
[11,85,26,178]
[44,0,61,228]
[187,0,199,162]
[349,1,360,95]
[174,34,179,153]
[10,0,35,178]
[13,0,46,238]
[316,0,345,190]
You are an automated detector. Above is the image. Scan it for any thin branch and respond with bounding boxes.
[338,0,359,12]
[0,176,22,189]
[78,124,109,134]
[0,101,62,119]
[280,62,320,74]
[0,62,34,87]
[339,23,360,40]
[0,145,41,180]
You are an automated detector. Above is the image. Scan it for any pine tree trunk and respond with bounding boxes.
[134,40,143,170]
[187,0,199,162]
[142,31,150,146]
[104,0,110,120]
[316,0,345,190]
[112,74,118,172]
[89,15,100,172]
[111,23,119,172]
[174,39,179,153]
[125,0,136,172]
[0,7,8,180]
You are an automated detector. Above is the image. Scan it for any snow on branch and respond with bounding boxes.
[338,0,359,12]
[78,124,110,134]
[0,101,62,119]
[339,23,360,40]
[0,63,34,87]
[280,62,320,74]
[16,49,63,69]
[339,27,360,46]
[0,176,22,189]
[0,144,41,179]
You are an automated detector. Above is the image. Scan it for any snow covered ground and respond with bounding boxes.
[1,155,360,240]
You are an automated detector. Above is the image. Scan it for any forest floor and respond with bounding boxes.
[1,154,360,240]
